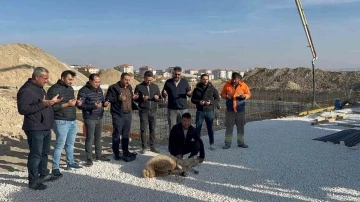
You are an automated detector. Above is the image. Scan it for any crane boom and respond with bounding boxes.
[295,0,318,108]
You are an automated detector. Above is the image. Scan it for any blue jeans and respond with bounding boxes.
[52,120,78,169]
[195,111,214,145]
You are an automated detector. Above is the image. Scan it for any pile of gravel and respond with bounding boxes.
[1,108,359,202]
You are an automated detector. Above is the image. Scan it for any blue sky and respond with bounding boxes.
[1,0,359,70]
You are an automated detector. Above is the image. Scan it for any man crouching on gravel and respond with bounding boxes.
[168,113,205,176]
[17,67,62,190]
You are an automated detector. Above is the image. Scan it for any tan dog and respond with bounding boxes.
[142,154,201,178]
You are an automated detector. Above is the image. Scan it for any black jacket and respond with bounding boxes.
[105,82,135,116]
[162,78,191,110]
[17,79,54,131]
[191,82,220,112]
[134,82,161,111]
[47,80,77,121]
[77,82,105,120]
[168,123,205,158]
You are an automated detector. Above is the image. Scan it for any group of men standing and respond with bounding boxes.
[17,66,251,190]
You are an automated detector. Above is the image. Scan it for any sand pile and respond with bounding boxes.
[100,69,140,87]
[0,43,88,87]
[0,89,25,138]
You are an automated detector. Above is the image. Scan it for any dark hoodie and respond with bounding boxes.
[191,82,220,112]
[47,80,77,121]
[77,82,105,120]
[17,79,54,131]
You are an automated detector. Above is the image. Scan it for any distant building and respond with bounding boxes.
[226,70,233,79]
[114,64,134,74]
[212,69,227,79]
[185,69,198,75]
[75,65,100,74]
[198,69,212,75]
[139,66,154,77]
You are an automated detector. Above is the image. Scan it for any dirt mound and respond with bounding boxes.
[243,67,360,92]
[100,69,140,87]
[0,89,25,138]
[0,43,88,87]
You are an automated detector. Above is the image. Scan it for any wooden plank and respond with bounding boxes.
[311,116,344,125]
[299,106,334,116]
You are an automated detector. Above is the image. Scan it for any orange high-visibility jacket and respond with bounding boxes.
[220,80,251,112]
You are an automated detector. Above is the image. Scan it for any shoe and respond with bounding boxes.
[124,151,137,157]
[222,145,231,149]
[122,152,137,162]
[191,168,199,175]
[86,159,93,166]
[51,169,63,178]
[66,163,83,169]
[40,173,62,183]
[140,148,147,154]
[238,143,248,148]
[179,171,188,177]
[29,182,47,190]
[114,155,122,161]
[150,147,160,153]
[209,144,216,150]
[96,155,110,161]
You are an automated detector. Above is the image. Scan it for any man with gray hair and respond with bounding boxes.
[17,67,63,190]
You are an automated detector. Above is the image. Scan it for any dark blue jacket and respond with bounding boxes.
[161,78,191,110]
[17,79,54,131]
[77,82,105,120]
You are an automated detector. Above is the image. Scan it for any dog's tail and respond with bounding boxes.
[142,166,155,178]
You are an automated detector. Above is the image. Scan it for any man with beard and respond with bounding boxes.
[134,71,161,154]
[162,66,192,133]
[48,70,83,177]
[220,72,251,149]
[17,67,62,190]
[106,73,139,162]
[191,74,220,150]
[77,74,110,166]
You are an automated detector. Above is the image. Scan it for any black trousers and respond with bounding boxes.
[170,141,201,158]
[139,110,156,149]
[25,130,51,185]
[112,113,132,156]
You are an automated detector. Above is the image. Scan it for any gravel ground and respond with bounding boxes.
[1,108,360,202]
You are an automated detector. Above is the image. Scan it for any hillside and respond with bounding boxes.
[243,67,360,92]
[0,43,88,87]
[100,69,140,87]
